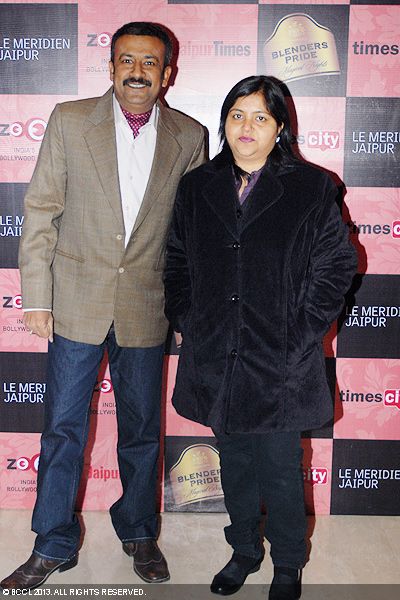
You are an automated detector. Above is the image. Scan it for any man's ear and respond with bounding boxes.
[162,65,172,88]
[109,60,114,82]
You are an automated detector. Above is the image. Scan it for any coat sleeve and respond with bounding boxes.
[18,104,66,310]
[163,178,192,333]
[300,179,358,340]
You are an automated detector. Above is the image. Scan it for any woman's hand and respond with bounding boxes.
[174,331,183,348]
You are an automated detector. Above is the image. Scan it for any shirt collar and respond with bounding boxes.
[112,94,159,132]
[233,163,264,187]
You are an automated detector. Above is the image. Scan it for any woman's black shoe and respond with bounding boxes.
[210,552,263,595]
[268,567,301,600]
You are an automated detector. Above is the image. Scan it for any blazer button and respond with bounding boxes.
[230,349,238,358]
[230,294,239,302]
[116,234,123,241]
[236,209,242,218]
[118,267,125,274]
[232,242,240,249]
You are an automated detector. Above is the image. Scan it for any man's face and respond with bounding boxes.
[109,34,172,114]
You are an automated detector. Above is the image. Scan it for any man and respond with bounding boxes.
[1,22,205,591]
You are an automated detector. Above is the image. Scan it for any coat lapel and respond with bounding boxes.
[241,166,284,231]
[201,159,285,239]
[132,102,182,234]
[202,164,240,240]
[83,87,124,228]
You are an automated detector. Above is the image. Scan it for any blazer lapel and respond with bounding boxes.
[202,164,240,240]
[83,87,124,228]
[132,102,182,234]
[241,166,284,231]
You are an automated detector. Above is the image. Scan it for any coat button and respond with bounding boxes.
[236,209,242,218]
[230,294,239,302]
[230,349,238,358]
[118,267,125,274]
[232,242,240,249]
[116,234,123,241]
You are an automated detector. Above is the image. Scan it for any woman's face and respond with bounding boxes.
[225,92,283,172]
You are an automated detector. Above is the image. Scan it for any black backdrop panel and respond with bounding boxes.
[0,352,47,432]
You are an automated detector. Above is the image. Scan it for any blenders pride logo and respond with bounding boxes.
[264,13,340,84]
[0,4,78,94]
[258,4,349,97]
[169,443,223,507]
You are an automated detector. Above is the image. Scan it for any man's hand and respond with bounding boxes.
[174,331,183,348]
[24,311,54,343]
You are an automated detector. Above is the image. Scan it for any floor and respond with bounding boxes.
[0,510,399,596]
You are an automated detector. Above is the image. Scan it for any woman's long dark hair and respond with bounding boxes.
[219,75,296,169]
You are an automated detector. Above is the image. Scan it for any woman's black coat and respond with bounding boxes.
[164,154,357,433]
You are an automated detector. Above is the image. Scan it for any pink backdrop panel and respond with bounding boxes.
[78,0,122,99]
[334,358,400,441]
[0,96,75,183]
[79,0,260,92]
[347,6,400,98]
[344,188,400,276]
[159,3,258,94]
[0,432,40,509]
[293,96,345,180]
[302,439,333,515]
[0,269,47,353]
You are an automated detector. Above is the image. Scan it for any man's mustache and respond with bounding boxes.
[123,77,151,87]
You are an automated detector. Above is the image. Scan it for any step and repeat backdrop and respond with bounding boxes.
[0,0,399,516]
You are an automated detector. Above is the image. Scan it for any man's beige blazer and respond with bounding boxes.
[19,87,205,347]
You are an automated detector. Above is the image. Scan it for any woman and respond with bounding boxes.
[164,76,357,599]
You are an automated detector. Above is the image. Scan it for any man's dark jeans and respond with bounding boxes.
[32,331,164,560]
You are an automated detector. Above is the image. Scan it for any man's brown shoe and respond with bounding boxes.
[123,540,170,583]
[0,552,78,591]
